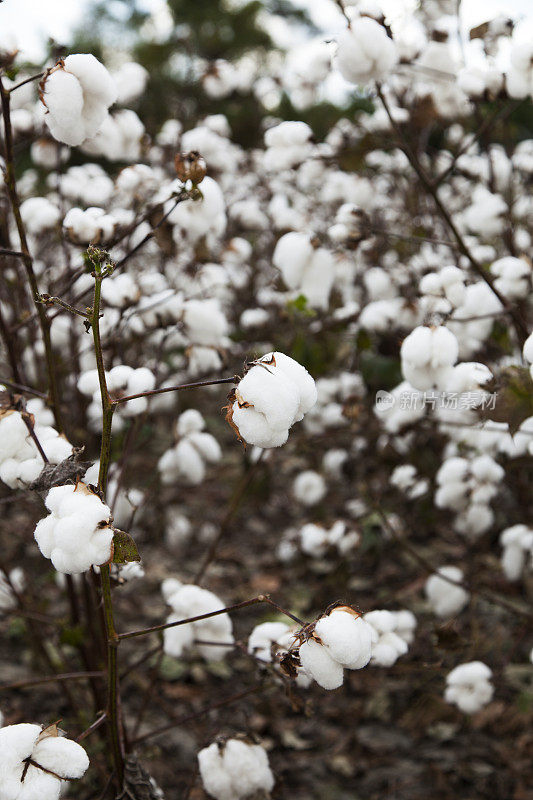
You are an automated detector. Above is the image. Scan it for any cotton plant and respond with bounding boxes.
[162,579,234,662]
[198,738,274,800]
[444,662,494,714]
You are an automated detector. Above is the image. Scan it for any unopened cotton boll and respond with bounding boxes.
[41,54,117,146]
[0,722,89,800]
[198,738,274,800]
[335,17,398,85]
[445,661,494,714]
[34,483,114,574]
[425,566,470,617]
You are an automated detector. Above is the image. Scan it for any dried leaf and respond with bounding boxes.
[111,529,141,564]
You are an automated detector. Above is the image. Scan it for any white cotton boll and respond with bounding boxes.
[300,247,335,310]
[523,332,533,365]
[20,197,61,235]
[176,409,205,436]
[198,742,233,800]
[63,206,115,244]
[315,609,374,670]
[222,739,275,798]
[174,439,206,484]
[445,661,494,714]
[336,17,398,85]
[42,55,117,146]
[470,455,504,484]
[248,622,291,662]
[163,583,233,662]
[293,470,326,506]
[231,405,289,449]
[371,631,408,667]
[163,616,195,658]
[500,525,533,581]
[112,61,149,104]
[299,638,344,690]
[240,308,269,329]
[299,523,328,557]
[126,367,156,396]
[273,232,314,290]
[32,735,89,779]
[322,449,348,477]
[258,352,317,418]
[392,610,417,644]
[455,503,494,537]
[236,366,299,432]
[0,567,25,612]
[182,298,229,346]
[425,566,470,617]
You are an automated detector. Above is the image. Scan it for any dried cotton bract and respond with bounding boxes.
[228,352,317,448]
[0,722,89,800]
[40,55,117,146]
[33,483,114,574]
[198,738,274,800]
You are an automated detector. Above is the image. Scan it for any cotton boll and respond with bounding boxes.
[315,609,374,669]
[299,523,328,557]
[231,404,289,448]
[273,232,314,290]
[401,325,458,390]
[163,615,195,658]
[336,17,398,85]
[20,197,61,235]
[445,661,494,714]
[257,352,317,418]
[248,621,292,662]
[499,525,533,581]
[235,365,300,432]
[293,470,326,506]
[198,742,233,800]
[112,61,149,104]
[42,55,117,146]
[198,739,274,800]
[425,566,470,617]
[163,582,233,663]
[299,638,344,690]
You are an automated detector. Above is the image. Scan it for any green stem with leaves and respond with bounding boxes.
[89,257,124,787]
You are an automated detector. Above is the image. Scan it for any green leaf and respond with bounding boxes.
[479,366,533,435]
[112,529,141,564]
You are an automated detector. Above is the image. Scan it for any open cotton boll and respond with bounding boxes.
[273,231,314,290]
[41,54,117,146]
[235,366,299,432]
[425,566,470,617]
[315,609,375,670]
[336,17,398,85]
[20,197,61,235]
[445,661,494,714]
[256,352,317,419]
[299,638,344,690]
[163,582,233,663]
[401,325,458,390]
[198,739,274,800]
[499,525,533,581]
[0,722,89,800]
[248,621,292,662]
[293,470,326,506]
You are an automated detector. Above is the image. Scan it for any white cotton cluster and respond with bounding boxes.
[298,607,375,690]
[445,661,494,714]
[298,521,360,558]
[374,380,426,434]
[363,609,415,667]
[425,566,470,617]
[273,232,334,309]
[0,410,73,490]
[304,372,364,434]
[19,197,61,236]
[41,54,117,146]
[0,567,24,613]
[169,176,226,244]
[0,722,89,800]
[390,464,428,499]
[34,483,114,574]
[400,325,459,390]
[101,273,140,308]
[449,281,503,358]
[77,365,156,431]
[63,206,115,244]
[499,525,533,581]
[335,17,398,86]
[435,455,503,538]
[263,121,314,171]
[82,109,144,161]
[230,352,317,448]
[490,256,531,299]
[458,64,503,99]
[165,509,192,549]
[328,203,370,245]
[247,621,299,666]
[158,409,221,485]
[182,298,230,347]
[198,738,274,800]
[162,579,233,662]
[419,266,466,313]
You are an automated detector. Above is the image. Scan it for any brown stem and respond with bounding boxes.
[0,671,105,691]
[0,76,63,429]
[113,375,237,405]
[375,83,529,346]
[76,712,108,742]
